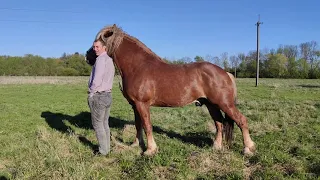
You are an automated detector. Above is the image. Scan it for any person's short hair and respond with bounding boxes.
[94,39,106,47]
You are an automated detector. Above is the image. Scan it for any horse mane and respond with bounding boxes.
[95,24,166,62]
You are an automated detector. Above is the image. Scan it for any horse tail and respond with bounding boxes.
[224,114,234,147]
[224,72,237,147]
[227,72,238,105]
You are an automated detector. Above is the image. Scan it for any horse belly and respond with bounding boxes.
[153,81,203,107]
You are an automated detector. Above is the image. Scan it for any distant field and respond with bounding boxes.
[0,76,319,179]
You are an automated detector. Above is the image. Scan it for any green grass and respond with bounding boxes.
[0,76,319,179]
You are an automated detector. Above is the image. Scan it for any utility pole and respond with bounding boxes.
[255,15,263,87]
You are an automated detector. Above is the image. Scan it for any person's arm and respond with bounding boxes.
[89,56,106,96]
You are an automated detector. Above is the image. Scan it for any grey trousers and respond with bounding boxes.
[88,92,112,155]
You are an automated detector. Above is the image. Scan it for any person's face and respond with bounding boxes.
[93,41,106,56]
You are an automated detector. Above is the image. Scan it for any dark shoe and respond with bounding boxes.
[93,150,105,157]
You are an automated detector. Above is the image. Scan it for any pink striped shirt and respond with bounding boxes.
[88,52,115,95]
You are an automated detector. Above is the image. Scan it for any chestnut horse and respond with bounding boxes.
[85,24,255,156]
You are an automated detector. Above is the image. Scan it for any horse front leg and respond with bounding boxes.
[131,105,145,150]
[135,102,158,156]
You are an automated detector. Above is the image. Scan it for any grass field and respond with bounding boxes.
[0,76,319,179]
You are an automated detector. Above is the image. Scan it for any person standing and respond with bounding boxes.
[88,39,115,156]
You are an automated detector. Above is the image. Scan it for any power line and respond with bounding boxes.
[0,7,83,14]
[0,19,102,25]
[0,8,102,25]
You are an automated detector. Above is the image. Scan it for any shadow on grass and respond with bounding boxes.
[40,111,133,132]
[41,111,134,152]
[0,176,8,180]
[152,126,213,147]
[308,161,320,177]
[297,84,320,88]
[40,111,90,133]
[41,111,213,150]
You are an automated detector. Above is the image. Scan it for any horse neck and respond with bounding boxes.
[113,36,165,78]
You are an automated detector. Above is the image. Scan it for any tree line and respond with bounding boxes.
[0,53,90,76]
[165,40,320,79]
[0,40,319,78]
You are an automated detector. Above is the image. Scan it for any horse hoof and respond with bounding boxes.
[130,141,139,147]
[243,146,255,156]
[143,148,158,156]
[213,143,222,150]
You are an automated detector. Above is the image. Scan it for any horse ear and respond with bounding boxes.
[113,24,116,28]
[104,31,113,38]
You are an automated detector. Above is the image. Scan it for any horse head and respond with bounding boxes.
[94,24,124,57]
[85,47,97,66]
[95,24,115,42]
[85,24,119,66]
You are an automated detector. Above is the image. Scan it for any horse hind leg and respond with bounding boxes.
[205,103,224,150]
[220,103,256,155]
[131,105,146,150]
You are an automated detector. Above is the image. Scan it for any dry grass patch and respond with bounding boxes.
[206,121,216,133]
[187,150,244,176]
[153,165,178,180]
[121,124,136,144]
[0,76,87,85]
[272,163,298,176]
[36,126,73,159]
[0,159,13,170]
[244,163,263,180]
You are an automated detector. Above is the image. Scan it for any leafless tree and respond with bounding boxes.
[230,55,239,77]
[283,45,298,59]
[220,52,229,70]
[181,56,192,63]
[213,56,222,68]
[300,41,318,76]
[237,53,246,64]
[276,44,298,59]
[205,54,214,63]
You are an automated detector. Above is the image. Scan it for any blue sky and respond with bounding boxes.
[1,0,319,60]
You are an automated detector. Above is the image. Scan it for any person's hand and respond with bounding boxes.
[88,93,94,98]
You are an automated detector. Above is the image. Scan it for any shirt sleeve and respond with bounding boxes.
[89,56,106,93]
